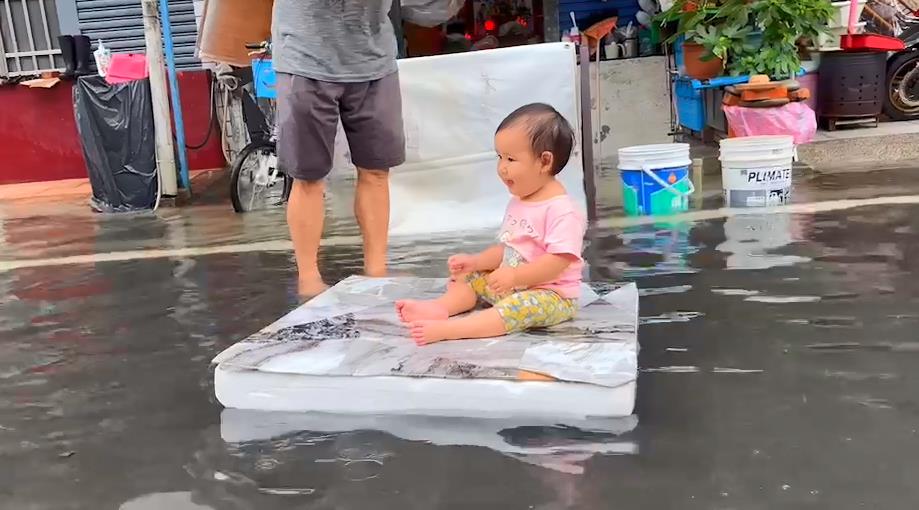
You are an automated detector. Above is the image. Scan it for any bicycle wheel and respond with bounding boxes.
[229,139,290,213]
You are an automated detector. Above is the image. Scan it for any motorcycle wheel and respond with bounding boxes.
[884,50,919,121]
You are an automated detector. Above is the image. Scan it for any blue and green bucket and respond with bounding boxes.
[618,143,694,216]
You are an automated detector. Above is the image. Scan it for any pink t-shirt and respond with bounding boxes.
[498,194,586,299]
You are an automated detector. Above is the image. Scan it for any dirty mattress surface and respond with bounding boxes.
[213,276,639,388]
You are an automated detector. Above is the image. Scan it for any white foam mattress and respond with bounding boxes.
[213,277,639,419]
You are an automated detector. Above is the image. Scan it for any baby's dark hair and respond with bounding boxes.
[496,103,575,175]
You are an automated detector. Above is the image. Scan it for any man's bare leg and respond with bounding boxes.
[287,178,328,297]
[410,308,506,345]
[354,168,390,277]
[396,278,478,323]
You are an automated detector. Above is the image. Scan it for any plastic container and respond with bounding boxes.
[817,51,885,119]
[719,135,795,208]
[797,72,819,112]
[829,0,867,29]
[840,0,904,52]
[104,54,148,84]
[841,33,905,51]
[93,40,111,77]
[815,22,865,51]
[251,58,277,99]
[674,36,685,75]
[618,144,694,216]
[675,77,704,132]
[682,41,724,80]
[568,12,581,45]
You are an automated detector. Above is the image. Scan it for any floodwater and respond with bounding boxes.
[4,167,919,509]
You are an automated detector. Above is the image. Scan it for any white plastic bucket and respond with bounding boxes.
[719,135,795,208]
[618,144,694,216]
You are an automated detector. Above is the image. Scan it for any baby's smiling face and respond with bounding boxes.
[494,123,555,200]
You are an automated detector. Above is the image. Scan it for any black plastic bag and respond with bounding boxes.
[74,76,157,212]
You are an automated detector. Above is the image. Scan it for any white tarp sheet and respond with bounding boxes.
[331,43,585,236]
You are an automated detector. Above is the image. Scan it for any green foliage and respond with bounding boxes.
[657,0,835,79]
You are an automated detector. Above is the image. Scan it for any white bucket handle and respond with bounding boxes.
[641,164,695,197]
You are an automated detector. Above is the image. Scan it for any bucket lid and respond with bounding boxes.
[618,143,691,171]
[719,135,794,150]
[719,135,795,162]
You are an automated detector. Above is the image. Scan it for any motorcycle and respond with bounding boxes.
[878,3,919,120]
[884,29,919,120]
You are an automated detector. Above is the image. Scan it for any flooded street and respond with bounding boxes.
[4,167,919,509]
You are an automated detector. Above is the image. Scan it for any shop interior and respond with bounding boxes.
[401,0,664,60]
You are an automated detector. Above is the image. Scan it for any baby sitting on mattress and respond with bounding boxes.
[396,103,587,345]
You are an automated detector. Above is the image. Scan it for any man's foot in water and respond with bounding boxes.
[298,273,329,299]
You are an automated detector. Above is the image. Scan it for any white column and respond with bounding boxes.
[141,0,178,196]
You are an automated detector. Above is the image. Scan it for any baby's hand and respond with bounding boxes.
[486,267,517,296]
[448,254,477,275]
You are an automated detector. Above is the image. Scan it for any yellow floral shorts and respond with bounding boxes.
[465,272,578,333]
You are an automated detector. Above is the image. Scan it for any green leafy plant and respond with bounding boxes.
[693,23,754,62]
[657,0,729,45]
[657,0,834,79]
[729,0,834,78]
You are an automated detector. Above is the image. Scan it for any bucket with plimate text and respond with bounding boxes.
[618,143,694,216]
[719,135,795,208]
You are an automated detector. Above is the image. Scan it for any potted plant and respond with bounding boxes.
[729,0,834,79]
[659,0,834,81]
[657,0,742,79]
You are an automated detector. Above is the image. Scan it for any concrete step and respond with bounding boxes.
[798,119,919,170]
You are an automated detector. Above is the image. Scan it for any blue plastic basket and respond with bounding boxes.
[674,77,704,132]
[251,58,277,100]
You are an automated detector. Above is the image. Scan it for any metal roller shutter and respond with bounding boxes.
[75,0,199,69]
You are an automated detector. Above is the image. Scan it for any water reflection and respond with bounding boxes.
[176,411,638,508]
[177,410,640,509]
[220,410,638,476]
[591,222,698,278]
[120,492,215,510]
[717,213,810,271]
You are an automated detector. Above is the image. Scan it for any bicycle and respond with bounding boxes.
[229,40,292,213]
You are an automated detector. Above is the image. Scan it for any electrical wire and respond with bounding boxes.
[183,73,217,150]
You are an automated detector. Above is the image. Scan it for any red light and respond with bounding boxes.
[517,17,528,27]
[484,19,496,31]
[464,33,472,40]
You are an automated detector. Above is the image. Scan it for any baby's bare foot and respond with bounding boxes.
[409,320,453,345]
[395,300,448,323]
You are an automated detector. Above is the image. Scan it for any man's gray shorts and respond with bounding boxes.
[276,71,406,182]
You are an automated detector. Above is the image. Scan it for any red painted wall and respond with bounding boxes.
[177,70,226,174]
[0,70,225,185]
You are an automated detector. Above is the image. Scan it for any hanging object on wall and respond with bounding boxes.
[197,0,273,67]
[402,0,465,27]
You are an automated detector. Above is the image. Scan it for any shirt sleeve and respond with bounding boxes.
[543,210,585,260]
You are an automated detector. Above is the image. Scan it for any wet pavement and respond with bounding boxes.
[4,167,919,509]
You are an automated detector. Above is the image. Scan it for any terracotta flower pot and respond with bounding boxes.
[682,42,724,80]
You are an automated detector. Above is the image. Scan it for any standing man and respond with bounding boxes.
[273,0,405,296]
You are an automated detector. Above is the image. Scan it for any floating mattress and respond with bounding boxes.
[213,277,639,419]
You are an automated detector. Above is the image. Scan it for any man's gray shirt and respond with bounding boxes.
[272,0,397,82]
